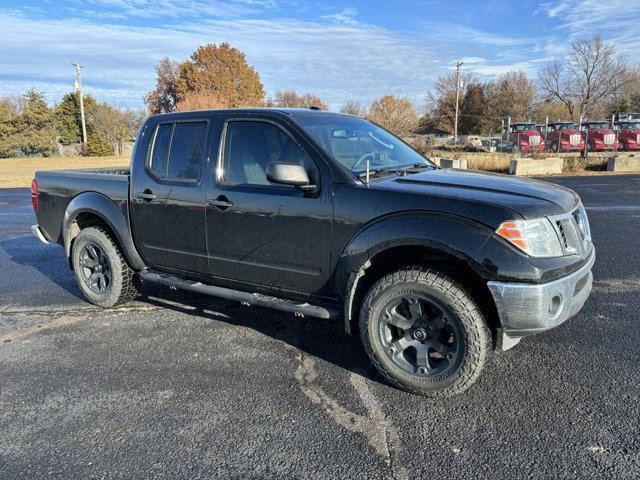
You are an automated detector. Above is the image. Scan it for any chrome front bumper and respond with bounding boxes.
[487,249,595,350]
[31,224,49,244]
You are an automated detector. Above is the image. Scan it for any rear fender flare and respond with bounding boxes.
[63,192,147,270]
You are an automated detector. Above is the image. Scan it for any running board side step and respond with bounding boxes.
[139,270,338,320]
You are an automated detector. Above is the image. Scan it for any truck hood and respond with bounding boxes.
[372,168,579,220]
[515,130,541,137]
[587,129,615,135]
[558,130,581,136]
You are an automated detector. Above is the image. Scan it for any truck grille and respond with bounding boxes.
[551,205,592,256]
[555,218,580,254]
[569,134,581,146]
[529,135,540,147]
[637,134,640,144]
[604,134,615,145]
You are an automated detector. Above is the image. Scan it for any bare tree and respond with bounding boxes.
[538,35,627,120]
[121,108,148,139]
[87,102,130,155]
[427,71,477,133]
[340,100,366,117]
[485,70,536,127]
[367,95,418,137]
[270,90,328,110]
[2,95,27,115]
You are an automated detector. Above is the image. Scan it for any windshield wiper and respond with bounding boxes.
[401,163,437,170]
[357,167,396,180]
[357,163,436,182]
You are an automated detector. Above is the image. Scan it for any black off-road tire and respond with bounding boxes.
[72,226,140,308]
[359,267,491,397]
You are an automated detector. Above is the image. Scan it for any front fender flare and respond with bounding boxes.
[336,212,494,334]
[63,192,147,270]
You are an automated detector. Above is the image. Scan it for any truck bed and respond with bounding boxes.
[35,168,131,246]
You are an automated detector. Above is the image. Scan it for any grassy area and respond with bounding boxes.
[0,156,130,188]
[0,151,632,190]
[421,148,618,174]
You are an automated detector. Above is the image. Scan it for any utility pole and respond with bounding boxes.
[71,63,87,148]
[454,61,463,146]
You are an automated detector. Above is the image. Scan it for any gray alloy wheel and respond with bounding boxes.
[360,267,491,397]
[72,226,140,307]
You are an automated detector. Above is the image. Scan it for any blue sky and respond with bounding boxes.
[1,0,638,111]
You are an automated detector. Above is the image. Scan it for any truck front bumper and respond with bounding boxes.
[487,249,595,350]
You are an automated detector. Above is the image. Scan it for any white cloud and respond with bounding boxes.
[321,7,358,25]
[3,1,640,112]
[0,11,444,110]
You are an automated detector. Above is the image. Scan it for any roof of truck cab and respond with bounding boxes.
[150,108,347,118]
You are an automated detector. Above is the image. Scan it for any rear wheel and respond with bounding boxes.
[359,268,491,397]
[72,226,140,307]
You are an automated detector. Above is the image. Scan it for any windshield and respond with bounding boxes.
[292,114,433,174]
[515,124,536,131]
[555,123,577,130]
[586,123,609,129]
[621,122,640,130]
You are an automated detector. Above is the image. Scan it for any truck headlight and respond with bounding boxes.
[496,219,563,257]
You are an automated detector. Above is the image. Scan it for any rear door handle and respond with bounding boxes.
[135,190,157,200]
[208,196,233,209]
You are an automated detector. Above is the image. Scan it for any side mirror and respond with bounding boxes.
[266,162,315,190]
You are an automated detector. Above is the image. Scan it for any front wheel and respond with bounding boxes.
[359,268,491,397]
[72,226,140,307]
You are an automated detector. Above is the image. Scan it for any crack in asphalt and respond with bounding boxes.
[0,305,161,343]
[0,313,86,344]
[0,304,160,316]
[293,352,408,480]
[593,278,640,293]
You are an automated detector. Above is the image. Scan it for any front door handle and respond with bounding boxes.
[208,196,233,210]
[135,190,157,201]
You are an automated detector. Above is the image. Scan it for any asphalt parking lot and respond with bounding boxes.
[1,174,639,479]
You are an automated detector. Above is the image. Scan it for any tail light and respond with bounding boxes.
[31,179,38,212]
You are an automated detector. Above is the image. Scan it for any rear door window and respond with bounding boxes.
[148,121,208,182]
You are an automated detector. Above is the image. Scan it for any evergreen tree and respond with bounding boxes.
[87,130,114,156]
[18,90,56,157]
[0,99,19,158]
[459,83,489,135]
[54,92,96,145]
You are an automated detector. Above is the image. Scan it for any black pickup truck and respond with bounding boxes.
[32,108,595,396]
